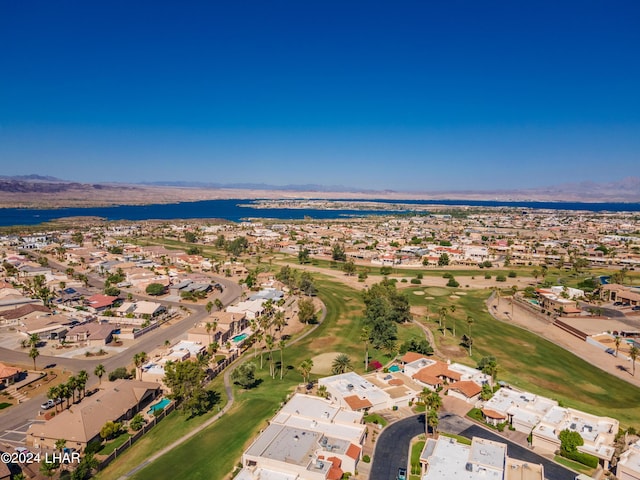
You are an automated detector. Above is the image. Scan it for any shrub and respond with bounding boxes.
[442,272,453,279]
[410,278,421,284]
[401,278,408,283]
[484,273,491,279]
[496,274,507,282]
[508,271,517,278]
[563,451,599,468]
[362,455,371,463]
[108,367,132,381]
[446,278,460,288]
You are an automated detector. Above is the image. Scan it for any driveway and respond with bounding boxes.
[370,414,576,480]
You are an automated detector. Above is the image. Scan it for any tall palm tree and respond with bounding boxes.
[466,316,474,356]
[59,383,72,409]
[279,339,286,380]
[205,322,213,345]
[331,353,353,374]
[47,385,60,413]
[615,336,621,357]
[205,301,214,314]
[29,333,40,348]
[425,391,442,412]
[449,305,457,337]
[265,335,275,378]
[360,326,371,371]
[29,346,40,371]
[438,307,447,335]
[299,359,313,384]
[133,352,148,380]
[77,370,89,399]
[67,376,78,404]
[55,438,66,453]
[427,408,439,437]
[630,345,639,377]
[94,364,105,385]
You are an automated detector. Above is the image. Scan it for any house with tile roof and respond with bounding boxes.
[26,379,160,451]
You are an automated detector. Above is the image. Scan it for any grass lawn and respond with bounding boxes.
[0,403,11,410]
[553,455,595,476]
[99,432,132,456]
[363,413,388,427]
[95,376,228,479]
[410,440,425,475]
[408,287,640,427]
[104,278,372,480]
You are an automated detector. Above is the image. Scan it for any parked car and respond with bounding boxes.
[632,306,640,311]
[397,467,407,480]
[40,398,62,410]
[15,447,29,454]
[613,302,623,306]
[605,348,615,355]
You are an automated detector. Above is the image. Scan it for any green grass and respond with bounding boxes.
[103,278,370,480]
[94,376,228,479]
[409,287,640,427]
[439,432,472,445]
[363,413,388,427]
[0,403,11,410]
[99,432,132,455]
[410,440,425,475]
[553,455,595,475]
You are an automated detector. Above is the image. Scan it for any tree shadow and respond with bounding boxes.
[616,365,630,373]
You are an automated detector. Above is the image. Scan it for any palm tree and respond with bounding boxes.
[67,376,78,404]
[427,408,439,437]
[630,345,639,377]
[77,370,88,399]
[206,301,214,314]
[425,391,442,412]
[466,316,474,356]
[94,364,105,385]
[47,385,60,413]
[615,336,621,357]
[59,383,72,409]
[266,335,275,378]
[214,298,223,310]
[360,326,371,371]
[29,333,40,348]
[133,352,148,380]
[273,310,286,334]
[55,438,66,453]
[279,339,286,380]
[29,346,40,371]
[40,460,57,479]
[331,353,353,374]
[449,305,457,337]
[205,322,214,345]
[438,306,447,335]
[317,384,329,398]
[299,359,314,384]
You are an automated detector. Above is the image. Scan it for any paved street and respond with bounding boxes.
[370,414,576,480]
[0,270,241,446]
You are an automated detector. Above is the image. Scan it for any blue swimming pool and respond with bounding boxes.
[389,365,400,372]
[147,398,170,414]
[232,333,248,342]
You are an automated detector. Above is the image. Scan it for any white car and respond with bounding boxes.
[40,398,62,410]
[15,447,29,454]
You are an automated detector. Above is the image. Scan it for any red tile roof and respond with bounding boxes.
[0,362,22,380]
[86,294,118,309]
[481,408,507,420]
[343,395,373,411]
[345,443,361,460]
[401,352,428,364]
[448,381,482,399]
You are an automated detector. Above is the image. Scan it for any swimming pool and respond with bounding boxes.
[389,365,400,372]
[232,333,248,342]
[147,398,170,415]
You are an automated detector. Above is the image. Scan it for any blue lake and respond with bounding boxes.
[1,198,639,227]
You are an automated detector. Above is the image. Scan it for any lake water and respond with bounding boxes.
[1,198,639,227]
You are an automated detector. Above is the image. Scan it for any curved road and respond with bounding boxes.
[371,414,575,480]
[0,273,241,440]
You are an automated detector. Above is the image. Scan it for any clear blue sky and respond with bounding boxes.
[1,1,639,191]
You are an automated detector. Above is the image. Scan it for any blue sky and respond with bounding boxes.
[1,1,639,191]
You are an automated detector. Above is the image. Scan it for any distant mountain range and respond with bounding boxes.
[0,175,639,207]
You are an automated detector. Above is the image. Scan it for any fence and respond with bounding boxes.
[98,401,177,471]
